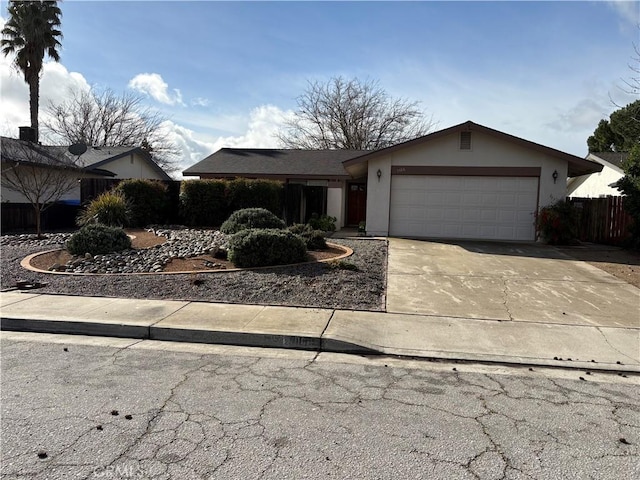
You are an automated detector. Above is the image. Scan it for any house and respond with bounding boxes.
[1,136,172,231]
[1,137,172,205]
[567,152,626,198]
[184,121,602,242]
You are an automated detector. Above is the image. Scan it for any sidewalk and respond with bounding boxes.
[1,292,638,373]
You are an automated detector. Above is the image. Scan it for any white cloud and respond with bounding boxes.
[606,1,640,25]
[128,73,185,106]
[0,50,91,139]
[212,105,293,149]
[161,105,294,178]
[191,97,210,107]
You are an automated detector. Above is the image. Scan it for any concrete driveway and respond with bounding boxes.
[386,238,640,329]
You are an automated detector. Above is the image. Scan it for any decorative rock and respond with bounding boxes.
[7,227,230,275]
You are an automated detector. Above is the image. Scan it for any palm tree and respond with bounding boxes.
[1,0,62,143]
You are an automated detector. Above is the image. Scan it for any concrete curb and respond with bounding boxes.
[2,315,637,375]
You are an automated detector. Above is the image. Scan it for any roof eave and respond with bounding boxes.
[183,172,350,181]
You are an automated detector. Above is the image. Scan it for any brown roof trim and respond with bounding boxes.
[343,121,603,177]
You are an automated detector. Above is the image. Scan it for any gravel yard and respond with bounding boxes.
[0,231,388,311]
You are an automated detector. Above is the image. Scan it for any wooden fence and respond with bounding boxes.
[569,196,634,246]
[1,202,80,233]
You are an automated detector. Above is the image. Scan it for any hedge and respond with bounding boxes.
[113,179,169,227]
[180,179,283,227]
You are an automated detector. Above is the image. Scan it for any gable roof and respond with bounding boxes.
[183,148,369,179]
[2,138,172,180]
[51,145,172,180]
[343,121,603,177]
[587,152,627,172]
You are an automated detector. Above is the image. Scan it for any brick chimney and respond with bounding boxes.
[19,126,36,142]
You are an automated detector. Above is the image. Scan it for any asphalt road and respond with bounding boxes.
[1,332,638,480]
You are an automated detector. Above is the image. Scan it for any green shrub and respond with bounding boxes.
[288,223,327,250]
[220,208,285,234]
[66,224,131,256]
[617,144,640,249]
[325,260,359,271]
[308,213,337,232]
[179,179,228,227]
[76,192,130,227]
[227,178,283,215]
[535,200,580,245]
[227,228,307,268]
[114,179,168,227]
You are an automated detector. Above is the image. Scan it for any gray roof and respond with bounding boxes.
[1,137,82,170]
[2,138,171,180]
[48,145,140,169]
[589,151,628,169]
[183,148,370,179]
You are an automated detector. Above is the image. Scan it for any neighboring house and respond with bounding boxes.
[184,121,602,242]
[1,136,172,204]
[567,152,626,198]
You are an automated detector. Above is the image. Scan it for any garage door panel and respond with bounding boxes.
[516,210,535,223]
[389,175,538,241]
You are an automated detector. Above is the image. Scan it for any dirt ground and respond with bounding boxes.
[28,229,347,273]
[557,244,640,289]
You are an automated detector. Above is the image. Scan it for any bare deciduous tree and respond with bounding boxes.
[1,138,80,237]
[43,87,180,173]
[611,26,640,108]
[278,76,435,150]
[623,40,640,97]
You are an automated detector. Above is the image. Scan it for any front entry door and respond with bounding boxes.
[347,183,366,226]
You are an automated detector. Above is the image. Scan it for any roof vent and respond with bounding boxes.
[460,131,472,150]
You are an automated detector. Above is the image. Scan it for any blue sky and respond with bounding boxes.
[1,1,638,176]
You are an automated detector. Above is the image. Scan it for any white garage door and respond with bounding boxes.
[389,175,539,241]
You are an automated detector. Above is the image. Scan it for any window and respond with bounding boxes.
[460,131,472,150]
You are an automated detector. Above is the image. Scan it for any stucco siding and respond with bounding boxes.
[568,166,623,198]
[103,153,166,179]
[365,130,569,237]
[327,183,344,228]
[1,164,84,203]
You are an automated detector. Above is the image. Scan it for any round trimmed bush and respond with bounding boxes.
[287,223,327,250]
[220,208,285,234]
[66,224,132,256]
[228,228,307,268]
[77,191,129,227]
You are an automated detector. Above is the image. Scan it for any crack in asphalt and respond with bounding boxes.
[1,340,638,480]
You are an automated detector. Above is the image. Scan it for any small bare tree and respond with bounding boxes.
[278,76,435,150]
[1,138,80,237]
[43,87,180,173]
